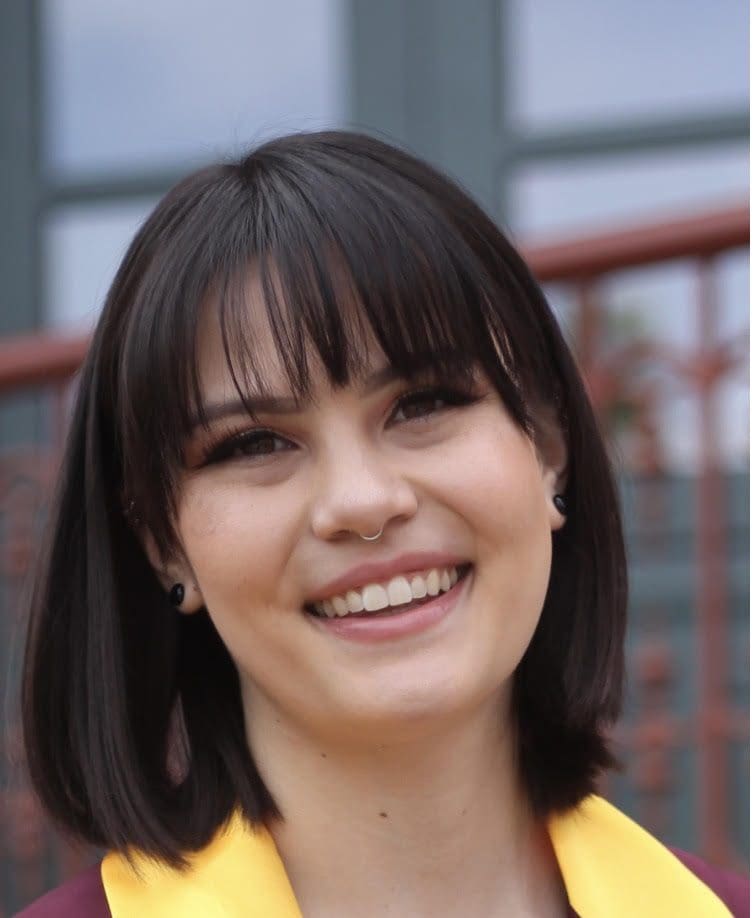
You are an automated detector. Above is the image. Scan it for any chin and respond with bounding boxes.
[332,666,489,739]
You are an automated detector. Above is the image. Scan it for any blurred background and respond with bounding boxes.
[0,0,748,911]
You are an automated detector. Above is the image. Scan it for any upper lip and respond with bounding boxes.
[305,551,469,603]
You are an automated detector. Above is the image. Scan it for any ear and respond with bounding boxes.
[533,404,569,533]
[139,527,205,615]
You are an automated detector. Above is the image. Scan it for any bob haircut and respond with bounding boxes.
[22,130,626,866]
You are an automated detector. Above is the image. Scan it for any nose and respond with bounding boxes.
[310,441,419,542]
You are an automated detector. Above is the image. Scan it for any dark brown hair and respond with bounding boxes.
[22,130,626,866]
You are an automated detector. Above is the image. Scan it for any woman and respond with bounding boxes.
[18,131,746,916]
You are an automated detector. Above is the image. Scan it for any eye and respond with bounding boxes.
[201,429,295,465]
[391,386,479,424]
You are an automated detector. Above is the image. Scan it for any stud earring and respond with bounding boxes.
[169,583,185,606]
[553,494,567,516]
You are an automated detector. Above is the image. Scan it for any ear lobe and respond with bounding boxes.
[139,529,205,615]
[167,580,205,615]
[547,488,567,532]
[532,404,568,532]
[538,462,566,532]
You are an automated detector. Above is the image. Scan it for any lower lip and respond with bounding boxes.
[308,569,472,644]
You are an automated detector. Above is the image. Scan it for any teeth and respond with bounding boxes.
[362,584,389,612]
[410,575,427,599]
[345,590,364,613]
[387,576,413,606]
[311,564,465,618]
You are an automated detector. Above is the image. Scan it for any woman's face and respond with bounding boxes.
[162,286,566,745]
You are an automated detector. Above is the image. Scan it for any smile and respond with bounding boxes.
[306,564,472,619]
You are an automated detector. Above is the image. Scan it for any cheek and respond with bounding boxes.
[426,420,548,545]
[432,423,553,666]
[177,478,301,614]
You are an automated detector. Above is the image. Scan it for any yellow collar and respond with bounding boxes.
[102,796,731,916]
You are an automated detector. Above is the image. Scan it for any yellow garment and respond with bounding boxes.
[548,797,731,917]
[102,796,731,917]
[103,813,300,917]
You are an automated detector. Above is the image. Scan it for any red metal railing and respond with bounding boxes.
[527,204,749,868]
[0,204,748,909]
[525,204,749,869]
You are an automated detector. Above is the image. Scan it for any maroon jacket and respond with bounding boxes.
[15,848,749,917]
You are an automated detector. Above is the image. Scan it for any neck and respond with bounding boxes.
[244,689,569,917]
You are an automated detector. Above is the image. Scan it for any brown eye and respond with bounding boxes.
[231,433,280,457]
[202,429,294,465]
[394,392,445,421]
[391,386,478,424]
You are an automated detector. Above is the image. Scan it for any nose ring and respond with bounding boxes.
[357,526,384,542]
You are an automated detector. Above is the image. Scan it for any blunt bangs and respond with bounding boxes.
[117,133,552,562]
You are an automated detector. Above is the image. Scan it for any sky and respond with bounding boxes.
[39,0,749,470]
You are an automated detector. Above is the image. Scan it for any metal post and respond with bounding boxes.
[347,0,502,217]
[695,257,730,864]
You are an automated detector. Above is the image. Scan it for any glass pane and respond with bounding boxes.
[718,250,750,341]
[508,0,748,129]
[510,144,748,237]
[43,200,157,330]
[42,0,345,177]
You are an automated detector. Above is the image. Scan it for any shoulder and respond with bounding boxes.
[670,848,749,918]
[14,863,110,918]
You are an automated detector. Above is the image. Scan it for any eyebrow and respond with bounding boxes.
[189,365,411,431]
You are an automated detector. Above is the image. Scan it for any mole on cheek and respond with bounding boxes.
[379,812,388,819]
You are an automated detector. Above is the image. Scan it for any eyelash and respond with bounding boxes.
[198,384,481,467]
